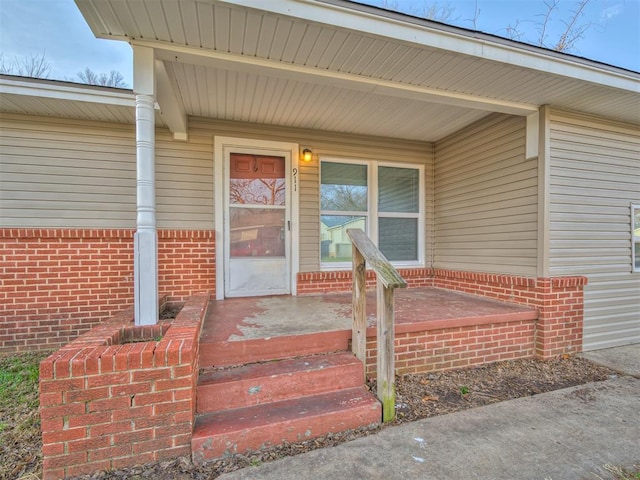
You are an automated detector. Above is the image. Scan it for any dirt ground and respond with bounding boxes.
[2,352,620,480]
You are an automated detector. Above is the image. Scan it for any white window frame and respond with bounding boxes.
[320,156,425,269]
[633,204,640,273]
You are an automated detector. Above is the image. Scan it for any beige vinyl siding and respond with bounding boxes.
[0,114,136,227]
[189,117,433,272]
[0,113,213,230]
[549,110,640,350]
[433,113,537,275]
[155,130,213,229]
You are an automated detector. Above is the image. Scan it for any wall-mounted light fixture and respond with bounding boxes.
[301,148,313,163]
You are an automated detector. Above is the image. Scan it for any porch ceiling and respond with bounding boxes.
[16,0,640,141]
[163,61,490,140]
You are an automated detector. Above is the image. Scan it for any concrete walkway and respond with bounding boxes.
[219,345,640,480]
[583,345,640,378]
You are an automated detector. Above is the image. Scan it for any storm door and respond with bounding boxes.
[224,151,290,297]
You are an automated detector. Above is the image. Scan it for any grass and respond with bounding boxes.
[0,351,50,480]
[0,352,43,420]
[598,464,640,480]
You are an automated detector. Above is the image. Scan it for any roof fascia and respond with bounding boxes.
[74,0,130,42]
[136,40,537,116]
[215,0,639,93]
[0,77,136,106]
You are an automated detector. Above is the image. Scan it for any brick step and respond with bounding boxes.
[191,387,381,464]
[197,352,364,414]
[198,330,350,368]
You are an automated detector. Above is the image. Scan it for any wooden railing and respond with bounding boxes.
[347,228,407,422]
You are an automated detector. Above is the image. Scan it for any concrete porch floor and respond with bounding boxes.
[201,287,538,344]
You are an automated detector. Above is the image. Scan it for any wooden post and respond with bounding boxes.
[352,245,367,373]
[377,278,396,422]
[346,228,405,424]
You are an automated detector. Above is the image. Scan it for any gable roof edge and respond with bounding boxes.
[213,0,639,93]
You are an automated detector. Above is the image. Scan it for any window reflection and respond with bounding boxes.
[230,208,285,258]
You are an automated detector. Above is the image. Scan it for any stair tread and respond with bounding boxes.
[199,330,351,368]
[193,387,379,439]
[198,351,360,386]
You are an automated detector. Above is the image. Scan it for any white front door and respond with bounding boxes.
[223,147,291,297]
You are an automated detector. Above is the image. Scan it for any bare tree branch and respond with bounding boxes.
[0,54,11,75]
[0,51,51,78]
[536,0,558,47]
[77,67,127,88]
[379,0,400,10]
[469,0,481,30]
[553,0,591,52]
[230,179,285,206]
[321,184,367,212]
[505,19,524,41]
[411,1,456,22]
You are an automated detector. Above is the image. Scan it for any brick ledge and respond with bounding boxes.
[0,228,214,239]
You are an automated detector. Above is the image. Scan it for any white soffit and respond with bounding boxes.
[44,0,640,138]
[226,0,639,91]
[0,76,168,127]
[165,61,489,140]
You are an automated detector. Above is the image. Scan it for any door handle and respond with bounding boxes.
[287,220,291,231]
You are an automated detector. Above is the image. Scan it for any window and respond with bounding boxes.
[229,154,286,258]
[320,158,423,267]
[633,204,640,272]
[378,166,420,261]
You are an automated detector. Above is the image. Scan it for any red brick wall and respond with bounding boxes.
[433,270,586,357]
[39,293,207,480]
[0,229,215,354]
[534,277,585,358]
[299,268,586,359]
[365,319,536,375]
[297,268,433,294]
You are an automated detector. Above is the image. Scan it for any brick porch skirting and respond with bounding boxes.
[37,268,585,478]
[364,316,536,376]
[39,293,207,480]
[298,269,587,359]
[0,228,215,354]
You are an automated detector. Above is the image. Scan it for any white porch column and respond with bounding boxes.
[133,46,158,326]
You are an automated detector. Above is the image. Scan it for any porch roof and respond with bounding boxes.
[2,0,639,141]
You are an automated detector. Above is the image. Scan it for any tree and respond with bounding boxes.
[381,0,456,22]
[230,179,286,206]
[321,184,367,212]
[506,0,592,52]
[549,0,591,52]
[0,51,51,78]
[408,1,456,23]
[76,67,127,88]
[0,52,128,88]
[372,0,593,53]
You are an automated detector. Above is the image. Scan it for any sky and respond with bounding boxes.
[0,0,134,85]
[357,0,640,71]
[0,0,638,89]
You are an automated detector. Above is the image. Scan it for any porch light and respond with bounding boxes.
[302,148,313,162]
